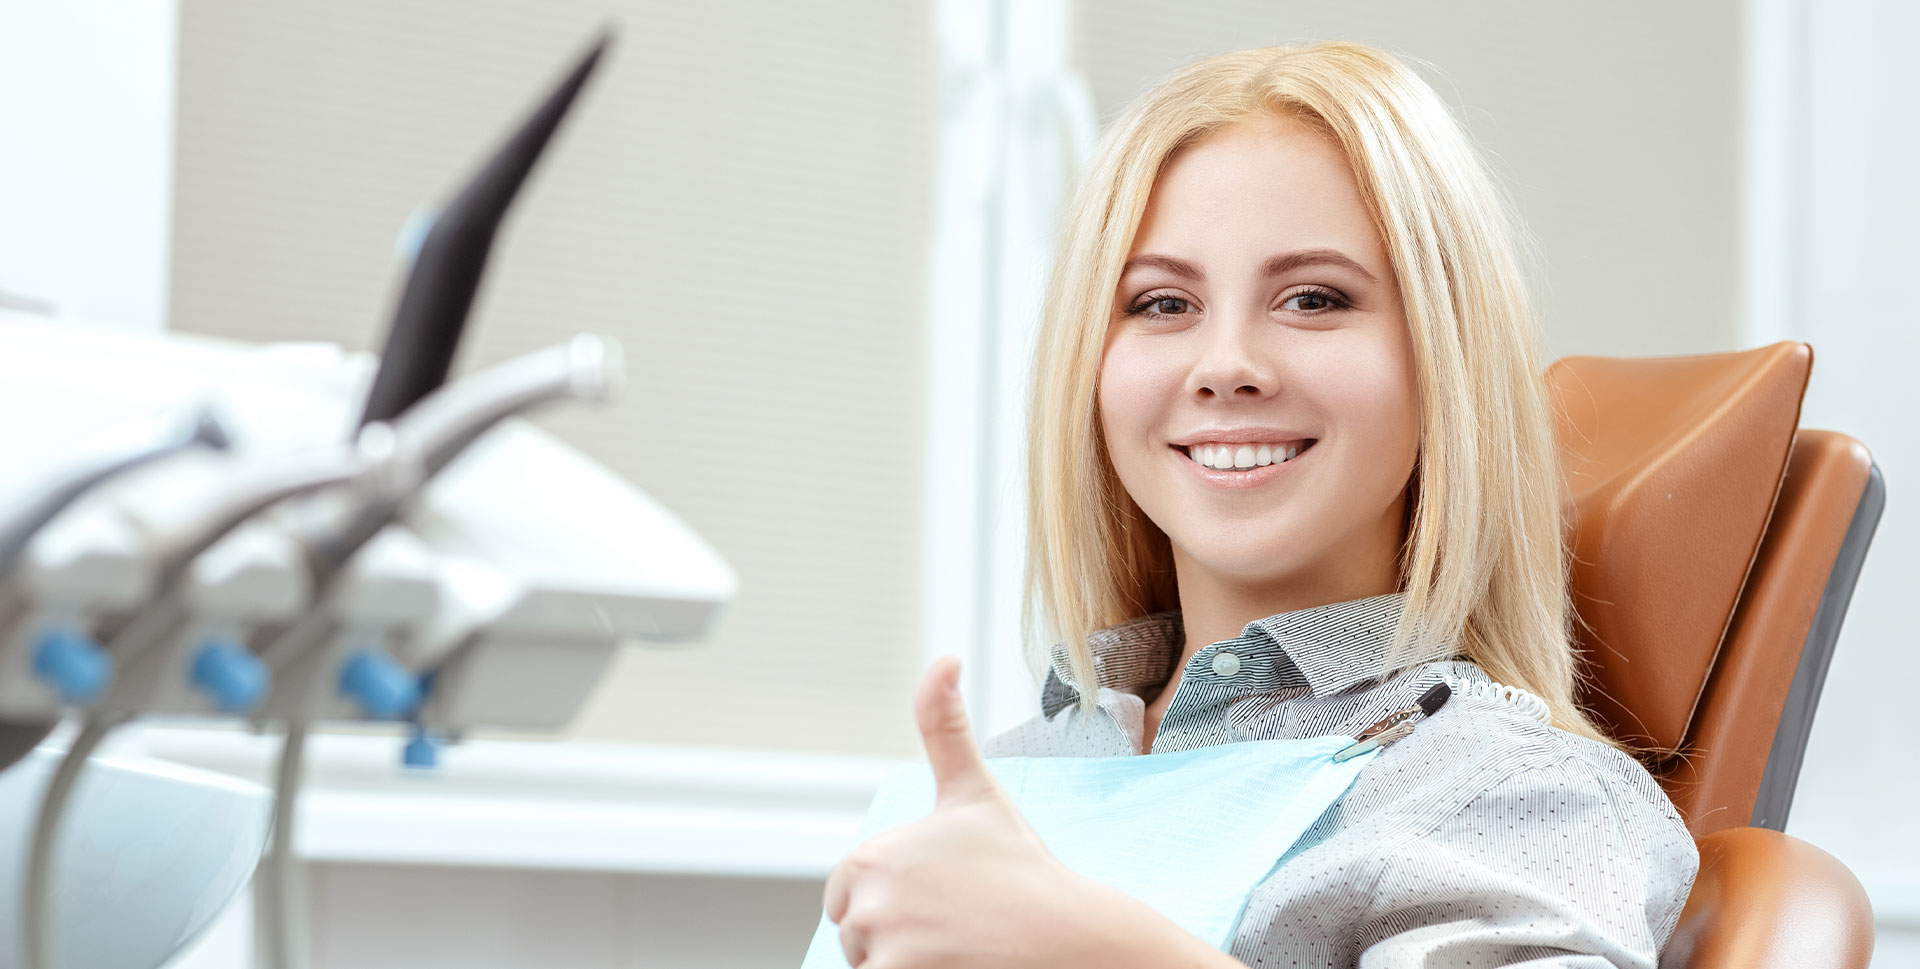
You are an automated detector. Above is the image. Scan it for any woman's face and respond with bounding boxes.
[1097,113,1421,606]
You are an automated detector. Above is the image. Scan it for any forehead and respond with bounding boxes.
[1130,115,1387,272]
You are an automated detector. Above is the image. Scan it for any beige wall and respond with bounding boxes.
[169,0,936,757]
[1071,0,1746,361]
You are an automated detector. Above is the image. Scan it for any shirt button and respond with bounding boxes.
[1211,652,1241,677]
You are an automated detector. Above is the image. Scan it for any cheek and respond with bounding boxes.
[1096,336,1179,444]
[1323,346,1420,462]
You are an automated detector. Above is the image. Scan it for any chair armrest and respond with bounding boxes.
[1661,826,1874,969]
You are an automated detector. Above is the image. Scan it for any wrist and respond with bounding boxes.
[1060,868,1245,969]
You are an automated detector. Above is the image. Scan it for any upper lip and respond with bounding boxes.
[1169,427,1317,447]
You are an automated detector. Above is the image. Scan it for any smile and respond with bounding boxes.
[1169,439,1317,490]
[1174,440,1316,471]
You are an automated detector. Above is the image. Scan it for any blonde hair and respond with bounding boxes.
[1023,41,1617,747]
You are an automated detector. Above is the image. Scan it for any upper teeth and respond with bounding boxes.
[1186,442,1305,470]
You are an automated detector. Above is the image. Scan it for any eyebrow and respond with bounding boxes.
[1121,247,1380,284]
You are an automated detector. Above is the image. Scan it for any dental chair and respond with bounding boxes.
[1547,341,1881,969]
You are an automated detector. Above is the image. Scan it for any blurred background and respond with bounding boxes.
[1,0,1914,966]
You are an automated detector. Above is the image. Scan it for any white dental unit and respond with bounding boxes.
[0,32,736,969]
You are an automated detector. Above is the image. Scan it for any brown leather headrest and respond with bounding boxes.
[1547,342,1811,752]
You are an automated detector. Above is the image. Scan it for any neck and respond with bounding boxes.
[1161,486,1413,677]
[1166,506,1406,670]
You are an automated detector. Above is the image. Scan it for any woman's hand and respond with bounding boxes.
[821,656,1117,969]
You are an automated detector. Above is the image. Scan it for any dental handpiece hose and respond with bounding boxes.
[302,332,620,582]
[258,333,621,969]
[0,408,230,771]
[257,334,621,678]
[87,433,409,661]
[20,428,406,969]
[0,408,229,580]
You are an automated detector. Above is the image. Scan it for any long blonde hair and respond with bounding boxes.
[1023,41,1615,747]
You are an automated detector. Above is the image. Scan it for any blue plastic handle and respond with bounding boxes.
[338,650,422,720]
[31,627,112,704]
[190,640,269,712]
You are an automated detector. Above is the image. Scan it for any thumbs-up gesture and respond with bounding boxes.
[821,656,1113,968]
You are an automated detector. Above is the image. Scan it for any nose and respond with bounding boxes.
[1186,314,1275,401]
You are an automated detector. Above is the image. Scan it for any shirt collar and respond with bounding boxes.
[1040,591,1453,718]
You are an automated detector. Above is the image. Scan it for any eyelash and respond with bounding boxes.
[1123,285,1351,321]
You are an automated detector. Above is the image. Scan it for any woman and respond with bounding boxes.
[822,41,1697,968]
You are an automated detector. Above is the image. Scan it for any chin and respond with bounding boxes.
[1175,530,1319,586]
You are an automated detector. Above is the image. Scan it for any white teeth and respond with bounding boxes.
[1184,441,1310,471]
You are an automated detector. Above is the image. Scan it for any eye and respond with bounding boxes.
[1279,286,1350,315]
[1124,292,1195,321]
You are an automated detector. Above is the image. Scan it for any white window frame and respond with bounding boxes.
[920,0,1096,740]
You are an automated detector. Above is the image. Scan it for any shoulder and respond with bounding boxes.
[1334,665,1685,831]
[1384,686,1690,846]
[1351,687,1699,942]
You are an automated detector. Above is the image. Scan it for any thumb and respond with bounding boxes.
[914,655,996,807]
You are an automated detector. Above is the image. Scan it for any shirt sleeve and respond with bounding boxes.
[1351,754,1699,969]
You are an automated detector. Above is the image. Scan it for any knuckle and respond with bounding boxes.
[843,889,895,936]
[849,833,897,869]
[841,899,877,933]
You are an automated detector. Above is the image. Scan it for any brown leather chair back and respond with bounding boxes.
[1547,342,1884,834]
[1549,343,1885,968]
[1661,429,1881,833]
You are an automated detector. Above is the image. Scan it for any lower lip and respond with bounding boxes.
[1174,443,1313,489]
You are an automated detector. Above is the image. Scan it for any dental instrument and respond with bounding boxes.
[19,423,407,969]
[252,335,620,969]
[0,408,231,769]
[358,33,607,427]
[253,29,613,965]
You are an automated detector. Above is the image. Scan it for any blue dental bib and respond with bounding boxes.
[801,734,1377,966]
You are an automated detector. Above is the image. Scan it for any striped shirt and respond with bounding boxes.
[982,592,1699,968]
